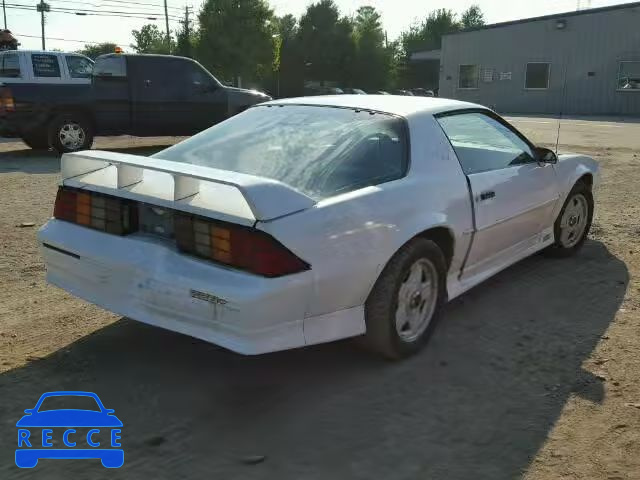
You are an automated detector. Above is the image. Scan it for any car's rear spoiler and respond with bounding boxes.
[60,150,316,226]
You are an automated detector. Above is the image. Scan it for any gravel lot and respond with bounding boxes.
[0,119,638,479]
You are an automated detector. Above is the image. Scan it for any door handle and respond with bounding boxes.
[144,79,152,87]
[478,190,496,202]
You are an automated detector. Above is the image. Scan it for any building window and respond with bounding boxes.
[617,61,640,91]
[458,65,479,89]
[525,63,550,89]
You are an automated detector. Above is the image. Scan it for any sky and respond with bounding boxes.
[4,0,637,52]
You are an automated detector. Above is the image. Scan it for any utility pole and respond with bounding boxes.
[164,0,170,53]
[3,0,7,29]
[184,5,190,57]
[36,1,50,50]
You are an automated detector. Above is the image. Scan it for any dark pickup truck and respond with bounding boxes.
[0,53,271,153]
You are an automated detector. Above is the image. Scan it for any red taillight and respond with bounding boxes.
[53,187,138,235]
[175,214,309,277]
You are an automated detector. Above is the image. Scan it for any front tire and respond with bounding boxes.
[48,113,94,154]
[546,181,594,257]
[362,238,447,360]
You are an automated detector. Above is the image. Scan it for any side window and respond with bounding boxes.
[31,54,61,78]
[93,56,126,77]
[0,52,20,77]
[66,55,94,78]
[458,65,479,89]
[617,61,640,90]
[437,112,534,175]
[525,62,550,89]
[185,63,215,87]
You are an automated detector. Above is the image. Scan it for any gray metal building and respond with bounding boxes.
[437,2,640,115]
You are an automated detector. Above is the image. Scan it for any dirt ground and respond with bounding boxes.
[0,119,638,479]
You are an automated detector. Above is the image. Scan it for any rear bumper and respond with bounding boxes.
[38,220,314,355]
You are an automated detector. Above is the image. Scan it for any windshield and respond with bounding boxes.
[155,105,408,199]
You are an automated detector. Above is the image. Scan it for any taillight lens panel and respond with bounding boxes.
[53,187,138,235]
[175,213,309,277]
[52,187,309,277]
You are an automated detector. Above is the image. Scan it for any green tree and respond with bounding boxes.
[197,0,274,86]
[461,5,485,29]
[397,9,461,88]
[131,24,172,54]
[352,5,392,90]
[175,23,196,57]
[297,0,355,85]
[272,14,303,96]
[77,42,118,59]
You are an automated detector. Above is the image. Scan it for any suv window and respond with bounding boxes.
[31,53,61,78]
[0,52,20,77]
[437,112,534,174]
[93,55,126,77]
[66,55,93,78]
[156,105,409,199]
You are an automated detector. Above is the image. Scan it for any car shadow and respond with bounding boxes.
[0,145,171,175]
[0,240,628,479]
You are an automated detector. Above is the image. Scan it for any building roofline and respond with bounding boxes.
[445,1,640,36]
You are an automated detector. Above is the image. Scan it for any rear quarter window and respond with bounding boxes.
[31,53,61,78]
[0,52,20,78]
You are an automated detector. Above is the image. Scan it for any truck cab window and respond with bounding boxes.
[66,55,94,79]
[188,64,216,88]
[31,54,61,78]
[0,52,20,77]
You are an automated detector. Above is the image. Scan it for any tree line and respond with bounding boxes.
[77,0,485,97]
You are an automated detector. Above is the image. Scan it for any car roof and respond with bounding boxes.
[265,95,484,117]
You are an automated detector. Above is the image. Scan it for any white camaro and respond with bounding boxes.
[38,96,599,359]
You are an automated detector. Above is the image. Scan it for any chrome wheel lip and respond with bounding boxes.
[559,193,589,248]
[58,122,86,151]
[395,258,438,343]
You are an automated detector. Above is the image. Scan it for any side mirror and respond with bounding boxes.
[24,409,33,414]
[534,147,558,164]
[105,409,115,414]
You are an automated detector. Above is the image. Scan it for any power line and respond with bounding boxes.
[14,32,130,46]
[48,0,183,13]
[3,4,182,20]
[80,0,185,11]
[4,3,182,19]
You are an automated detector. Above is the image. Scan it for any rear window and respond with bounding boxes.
[0,52,20,77]
[93,55,126,77]
[155,105,409,199]
[38,395,101,412]
[31,53,61,78]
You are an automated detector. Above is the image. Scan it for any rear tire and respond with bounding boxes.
[48,113,94,154]
[545,181,593,258]
[361,238,447,360]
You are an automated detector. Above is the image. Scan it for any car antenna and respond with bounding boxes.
[555,62,569,155]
